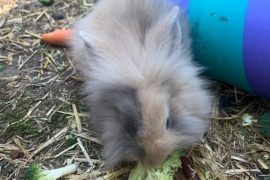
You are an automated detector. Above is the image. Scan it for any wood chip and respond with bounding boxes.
[77,138,93,166]
[72,104,82,133]
[13,137,30,159]
[30,127,68,158]
[18,50,38,70]
[34,8,48,23]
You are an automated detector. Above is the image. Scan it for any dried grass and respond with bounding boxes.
[188,84,270,180]
[0,0,270,180]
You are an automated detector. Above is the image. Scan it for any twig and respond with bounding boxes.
[77,138,93,167]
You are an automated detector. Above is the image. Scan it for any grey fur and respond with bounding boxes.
[89,85,145,166]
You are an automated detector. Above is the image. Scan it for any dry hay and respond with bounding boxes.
[0,0,27,16]
[0,0,270,180]
[189,85,270,180]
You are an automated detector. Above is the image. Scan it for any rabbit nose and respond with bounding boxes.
[142,143,169,168]
[143,156,164,168]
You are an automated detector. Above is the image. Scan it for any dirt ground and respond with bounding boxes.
[1,0,270,180]
[0,0,121,179]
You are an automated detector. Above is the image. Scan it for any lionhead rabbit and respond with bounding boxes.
[69,0,211,168]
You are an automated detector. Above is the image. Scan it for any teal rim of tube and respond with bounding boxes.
[187,0,253,93]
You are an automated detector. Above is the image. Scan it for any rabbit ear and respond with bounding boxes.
[161,6,180,30]
[79,31,94,48]
[79,30,104,59]
[148,6,182,52]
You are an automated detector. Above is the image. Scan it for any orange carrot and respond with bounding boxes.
[42,29,73,46]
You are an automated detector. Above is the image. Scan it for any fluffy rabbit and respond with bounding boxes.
[69,0,212,168]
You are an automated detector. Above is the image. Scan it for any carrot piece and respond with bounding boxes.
[42,29,73,46]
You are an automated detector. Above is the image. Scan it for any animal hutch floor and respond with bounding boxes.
[0,0,270,179]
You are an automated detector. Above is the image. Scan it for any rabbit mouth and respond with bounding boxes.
[140,135,174,168]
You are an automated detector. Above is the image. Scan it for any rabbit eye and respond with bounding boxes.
[166,117,170,129]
